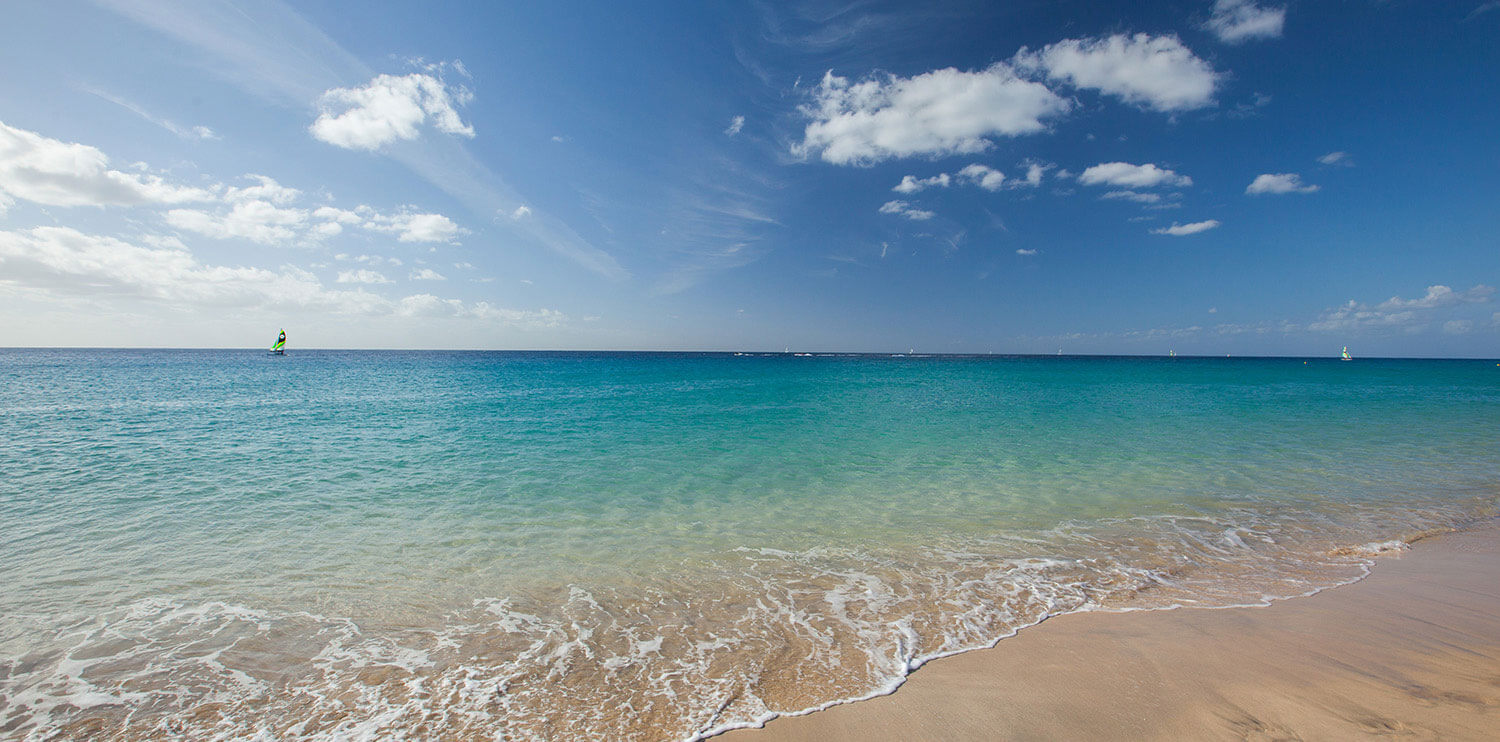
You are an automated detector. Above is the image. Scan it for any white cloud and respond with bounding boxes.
[310,73,474,150]
[1318,151,1353,167]
[0,226,561,328]
[725,115,745,136]
[336,253,402,267]
[1017,162,1047,187]
[1013,34,1219,112]
[510,205,532,220]
[878,200,936,220]
[365,211,463,243]
[794,65,1070,165]
[409,268,446,281]
[957,164,1006,191]
[0,225,373,312]
[336,269,390,284]
[167,200,310,245]
[1246,172,1319,194]
[892,173,952,193]
[1443,320,1473,335]
[0,120,216,209]
[1080,162,1192,188]
[1310,285,1494,332]
[893,163,1025,193]
[1016,248,1038,256]
[1151,219,1220,236]
[224,174,301,205]
[1102,190,1162,203]
[84,88,219,141]
[1377,284,1494,311]
[314,205,365,224]
[1206,1,1286,44]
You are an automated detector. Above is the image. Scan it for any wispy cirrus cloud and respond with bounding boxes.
[82,88,218,140]
[1151,219,1220,236]
[1318,151,1353,167]
[94,0,625,280]
[1205,0,1286,44]
[879,200,936,221]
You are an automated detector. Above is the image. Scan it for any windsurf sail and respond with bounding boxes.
[1341,346,1351,361]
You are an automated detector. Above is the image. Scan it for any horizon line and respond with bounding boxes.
[3,346,1497,361]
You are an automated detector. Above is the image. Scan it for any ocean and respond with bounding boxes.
[2,349,1497,740]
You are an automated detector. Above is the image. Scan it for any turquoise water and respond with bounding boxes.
[1,350,1497,739]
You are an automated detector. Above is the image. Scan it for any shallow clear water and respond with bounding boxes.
[1,350,1497,739]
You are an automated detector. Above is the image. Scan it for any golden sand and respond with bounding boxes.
[729,521,1500,741]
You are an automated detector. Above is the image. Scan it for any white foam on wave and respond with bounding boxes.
[0,507,1487,741]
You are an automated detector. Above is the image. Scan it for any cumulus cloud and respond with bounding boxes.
[1377,284,1494,311]
[725,115,745,136]
[167,200,311,245]
[310,73,475,150]
[794,65,1070,165]
[957,164,1006,191]
[894,162,1040,193]
[510,205,532,220]
[1246,172,1319,194]
[1206,0,1286,44]
[336,253,402,267]
[335,269,391,284]
[1310,285,1494,332]
[1080,162,1192,188]
[1017,162,1048,187]
[170,181,463,247]
[1151,219,1220,236]
[224,174,301,205]
[364,211,463,243]
[1013,34,1219,112]
[409,268,446,281]
[879,200,935,220]
[0,226,559,327]
[892,173,952,193]
[0,120,215,210]
[1102,190,1162,203]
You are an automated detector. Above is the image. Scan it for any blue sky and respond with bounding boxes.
[1,0,1496,355]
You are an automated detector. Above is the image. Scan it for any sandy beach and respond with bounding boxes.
[729,520,1500,741]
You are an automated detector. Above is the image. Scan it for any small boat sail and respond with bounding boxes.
[269,329,287,356]
[1340,345,1352,361]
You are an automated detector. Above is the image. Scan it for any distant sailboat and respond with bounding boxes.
[269,329,286,356]
[1340,346,1352,362]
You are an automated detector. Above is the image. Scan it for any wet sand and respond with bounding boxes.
[728,521,1500,741]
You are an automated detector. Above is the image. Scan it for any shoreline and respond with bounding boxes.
[723,519,1500,741]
